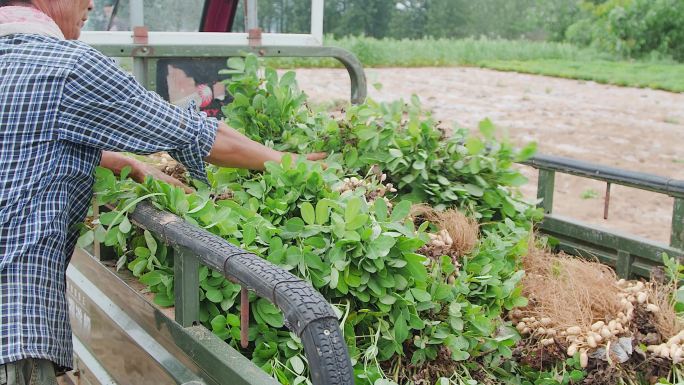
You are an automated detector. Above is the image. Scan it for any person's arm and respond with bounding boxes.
[205,122,325,169]
[60,45,323,182]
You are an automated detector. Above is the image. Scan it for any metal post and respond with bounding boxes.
[311,0,324,44]
[245,0,258,31]
[537,169,556,214]
[174,248,200,327]
[671,197,684,249]
[616,250,634,279]
[129,0,147,84]
[129,0,143,26]
[603,182,611,220]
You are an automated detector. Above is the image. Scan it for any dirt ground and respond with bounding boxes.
[287,67,684,243]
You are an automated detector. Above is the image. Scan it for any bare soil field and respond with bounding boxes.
[288,67,684,243]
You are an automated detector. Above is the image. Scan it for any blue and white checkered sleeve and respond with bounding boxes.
[57,45,218,181]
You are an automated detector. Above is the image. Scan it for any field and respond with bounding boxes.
[264,37,684,93]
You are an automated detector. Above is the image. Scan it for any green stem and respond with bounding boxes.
[105,193,164,233]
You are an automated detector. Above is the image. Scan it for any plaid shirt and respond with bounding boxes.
[0,34,218,368]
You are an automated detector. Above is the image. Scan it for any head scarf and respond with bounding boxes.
[0,5,64,39]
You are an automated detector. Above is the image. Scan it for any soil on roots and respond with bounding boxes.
[379,342,466,385]
[582,355,672,385]
[212,191,234,202]
[513,339,566,372]
[161,163,189,185]
[411,204,479,259]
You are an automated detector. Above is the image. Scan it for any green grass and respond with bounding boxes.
[266,36,610,68]
[480,59,684,93]
[262,36,684,93]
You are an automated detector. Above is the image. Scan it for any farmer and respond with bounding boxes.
[0,1,323,383]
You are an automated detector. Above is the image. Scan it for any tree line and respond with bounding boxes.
[246,0,684,61]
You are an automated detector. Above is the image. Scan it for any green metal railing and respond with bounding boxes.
[524,154,684,278]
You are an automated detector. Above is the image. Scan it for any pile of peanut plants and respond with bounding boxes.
[82,55,570,385]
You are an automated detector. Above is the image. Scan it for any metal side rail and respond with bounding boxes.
[128,201,353,385]
[81,32,368,105]
[67,247,279,385]
[522,154,684,279]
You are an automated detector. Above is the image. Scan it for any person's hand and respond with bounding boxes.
[128,159,194,194]
[101,151,193,192]
[281,152,327,161]
[304,152,327,161]
[281,152,328,168]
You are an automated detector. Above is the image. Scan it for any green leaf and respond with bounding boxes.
[464,184,484,197]
[300,202,315,225]
[343,230,361,242]
[99,211,122,226]
[404,253,428,283]
[144,230,158,257]
[569,370,585,381]
[227,57,245,71]
[315,200,330,225]
[290,356,305,375]
[367,235,396,259]
[205,289,223,303]
[379,294,396,305]
[478,118,495,140]
[153,292,174,307]
[389,148,403,158]
[76,230,94,248]
[390,201,412,222]
[517,142,537,161]
[346,214,368,230]
[330,268,339,289]
[345,197,362,223]
[433,283,452,301]
[411,288,431,302]
[139,270,164,286]
[104,226,120,247]
[469,314,494,336]
[211,315,227,332]
[284,217,305,233]
[119,216,132,233]
[135,247,151,259]
[394,312,409,343]
[242,225,256,245]
[374,198,388,221]
[449,348,470,361]
[344,272,362,287]
[255,299,284,328]
[465,137,485,155]
[226,314,240,327]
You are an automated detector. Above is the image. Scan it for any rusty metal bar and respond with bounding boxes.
[604,182,611,220]
[240,287,249,349]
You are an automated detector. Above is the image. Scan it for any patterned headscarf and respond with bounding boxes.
[0,5,65,39]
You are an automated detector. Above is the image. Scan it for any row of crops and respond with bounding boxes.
[80,55,684,385]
